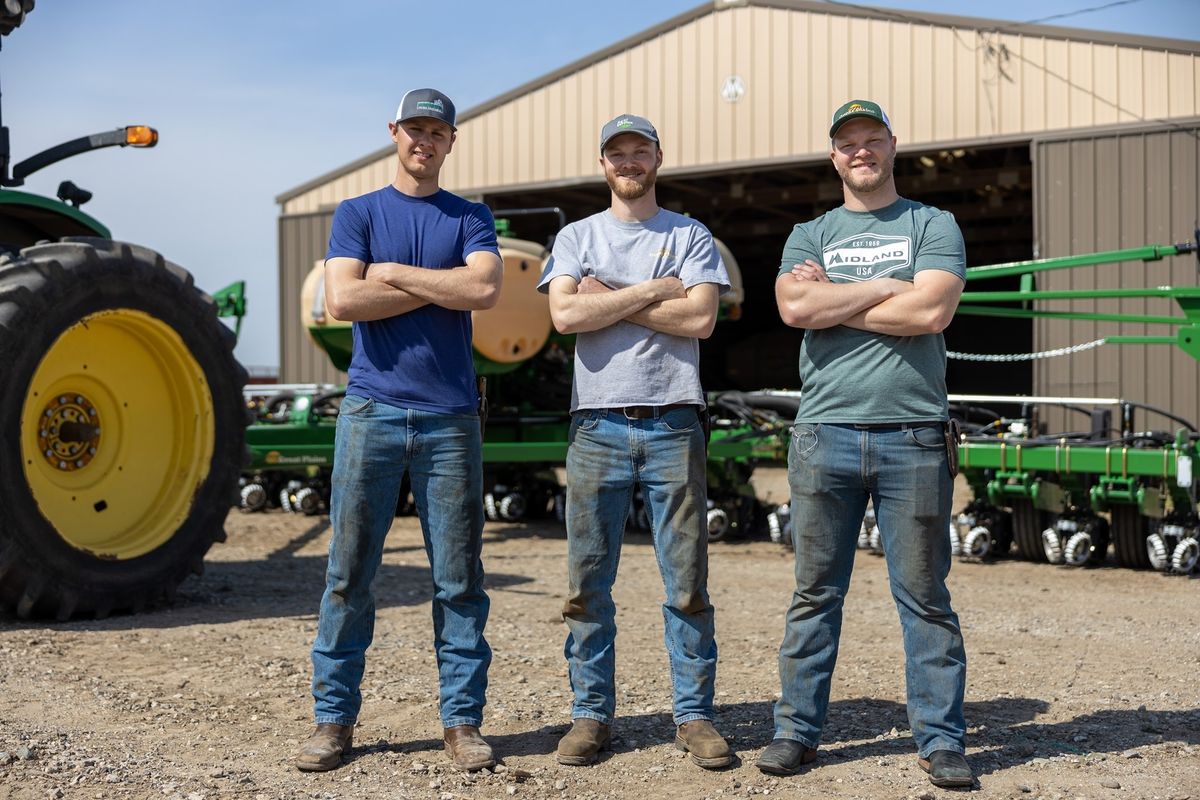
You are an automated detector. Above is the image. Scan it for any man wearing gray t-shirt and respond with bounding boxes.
[537,114,732,770]
[758,100,973,790]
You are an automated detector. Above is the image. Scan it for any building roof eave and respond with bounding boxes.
[277,0,1200,205]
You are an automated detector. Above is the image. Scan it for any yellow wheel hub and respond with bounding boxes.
[20,309,215,559]
[37,393,101,472]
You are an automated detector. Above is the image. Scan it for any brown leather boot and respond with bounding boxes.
[675,720,733,768]
[556,718,612,766]
[443,725,495,771]
[294,723,353,772]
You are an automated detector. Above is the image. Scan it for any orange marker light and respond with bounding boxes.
[124,126,159,147]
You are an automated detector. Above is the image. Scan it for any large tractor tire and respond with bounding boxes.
[0,238,247,619]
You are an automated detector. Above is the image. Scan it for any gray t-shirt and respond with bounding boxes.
[777,197,966,423]
[539,209,730,411]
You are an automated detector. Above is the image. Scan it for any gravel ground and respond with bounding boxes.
[2,470,1198,800]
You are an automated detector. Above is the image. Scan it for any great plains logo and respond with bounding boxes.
[836,103,865,122]
[822,233,911,280]
[264,450,328,466]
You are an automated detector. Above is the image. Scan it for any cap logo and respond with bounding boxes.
[617,119,634,129]
[848,104,864,111]
[416,99,444,113]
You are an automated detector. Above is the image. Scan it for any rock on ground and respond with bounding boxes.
[2,471,1199,799]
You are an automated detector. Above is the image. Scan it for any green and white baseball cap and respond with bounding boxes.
[829,100,891,138]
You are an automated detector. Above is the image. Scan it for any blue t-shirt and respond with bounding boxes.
[326,186,499,414]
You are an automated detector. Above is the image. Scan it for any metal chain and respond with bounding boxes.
[946,338,1107,362]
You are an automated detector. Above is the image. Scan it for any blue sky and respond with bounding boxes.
[4,1,1197,369]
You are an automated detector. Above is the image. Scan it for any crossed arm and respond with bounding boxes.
[547,274,720,338]
[775,259,963,335]
[324,250,503,322]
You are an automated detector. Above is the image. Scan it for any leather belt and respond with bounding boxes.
[612,403,696,420]
[848,421,943,431]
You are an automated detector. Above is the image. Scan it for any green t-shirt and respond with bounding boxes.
[777,197,965,423]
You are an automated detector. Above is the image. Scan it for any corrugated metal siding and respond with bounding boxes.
[1033,123,1200,432]
[280,4,1200,215]
[278,212,345,384]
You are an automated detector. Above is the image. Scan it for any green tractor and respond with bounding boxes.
[0,3,247,619]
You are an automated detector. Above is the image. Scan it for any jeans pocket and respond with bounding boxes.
[790,423,819,460]
[340,394,374,416]
[905,425,944,450]
[573,410,602,433]
[661,406,699,432]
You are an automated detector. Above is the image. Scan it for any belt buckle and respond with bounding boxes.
[623,406,649,419]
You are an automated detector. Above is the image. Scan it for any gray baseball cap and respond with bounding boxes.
[599,114,659,152]
[396,88,457,130]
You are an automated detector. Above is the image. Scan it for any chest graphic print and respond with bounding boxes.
[822,232,911,281]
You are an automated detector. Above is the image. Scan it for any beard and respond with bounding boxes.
[606,165,657,200]
[836,150,895,194]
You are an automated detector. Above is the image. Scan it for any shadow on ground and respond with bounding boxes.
[0,518,534,631]
[345,696,1200,778]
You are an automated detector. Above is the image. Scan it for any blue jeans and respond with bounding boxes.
[311,395,490,729]
[562,406,718,726]
[775,422,966,757]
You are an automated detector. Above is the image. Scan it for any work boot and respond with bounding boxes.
[918,749,974,788]
[675,720,733,768]
[443,725,495,771]
[756,738,818,775]
[294,723,353,772]
[556,718,611,766]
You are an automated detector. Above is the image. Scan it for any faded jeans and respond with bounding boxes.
[311,395,490,729]
[562,406,718,726]
[774,422,967,757]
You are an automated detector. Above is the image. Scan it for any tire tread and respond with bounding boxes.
[0,239,248,619]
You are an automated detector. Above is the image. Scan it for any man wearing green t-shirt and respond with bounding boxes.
[757,100,973,790]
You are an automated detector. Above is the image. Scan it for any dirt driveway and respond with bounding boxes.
[2,471,1198,799]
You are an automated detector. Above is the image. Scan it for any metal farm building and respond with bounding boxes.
[276,0,1200,427]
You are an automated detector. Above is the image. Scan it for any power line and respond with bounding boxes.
[815,0,935,26]
[815,0,1197,143]
[816,0,1148,36]
[1011,0,1143,29]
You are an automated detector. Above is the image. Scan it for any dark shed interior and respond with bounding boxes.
[483,142,1036,396]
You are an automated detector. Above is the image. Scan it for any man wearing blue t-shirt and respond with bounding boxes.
[538,114,733,770]
[758,100,973,789]
[295,88,503,774]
